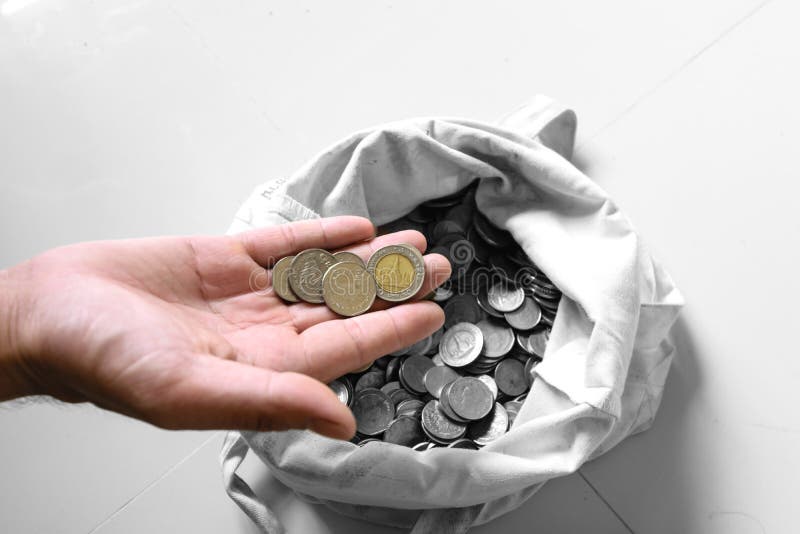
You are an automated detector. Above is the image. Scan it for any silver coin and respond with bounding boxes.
[405,335,434,357]
[421,400,467,442]
[503,297,542,330]
[504,400,524,428]
[399,355,435,395]
[357,438,382,447]
[351,388,395,436]
[385,357,402,381]
[383,416,426,446]
[468,403,509,446]
[446,377,494,421]
[380,381,401,394]
[428,327,445,354]
[288,248,338,304]
[447,438,479,450]
[475,375,499,401]
[388,387,418,406]
[355,370,386,393]
[423,366,461,399]
[476,319,515,358]
[438,381,471,424]
[487,282,525,313]
[443,294,484,329]
[411,441,435,451]
[328,379,351,406]
[473,213,514,248]
[332,250,366,267]
[524,358,538,387]
[527,329,550,358]
[494,359,528,397]
[476,286,504,318]
[396,398,425,418]
[430,352,445,366]
[432,284,454,302]
[439,323,483,367]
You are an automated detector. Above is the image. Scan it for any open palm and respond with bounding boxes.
[11,216,449,439]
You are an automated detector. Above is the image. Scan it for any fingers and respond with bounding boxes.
[139,354,356,439]
[288,251,451,332]
[238,216,375,267]
[297,301,445,383]
[332,229,428,258]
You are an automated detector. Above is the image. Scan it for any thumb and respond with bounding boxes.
[142,354,356,439]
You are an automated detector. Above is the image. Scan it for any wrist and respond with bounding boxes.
[0,265,41,400]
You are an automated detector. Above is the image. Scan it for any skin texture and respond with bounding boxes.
[0,216,450,440]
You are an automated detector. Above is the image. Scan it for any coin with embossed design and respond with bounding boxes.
[322,261,376,316]
[289,248,338,304]
[367,245,425,302]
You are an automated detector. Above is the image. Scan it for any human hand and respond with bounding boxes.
[0,216,450,439]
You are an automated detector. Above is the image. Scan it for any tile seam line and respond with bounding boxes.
[85,431,221,534]
[577,470,636,534]
[576,0,775,152]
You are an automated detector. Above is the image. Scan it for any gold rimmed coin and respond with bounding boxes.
[366,244,425,302]
[322,261,377,317]
[288,248,338,303]
[271,256,299,303]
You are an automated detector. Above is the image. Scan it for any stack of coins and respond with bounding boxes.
[273,243,425,316]
[328,182,563,449]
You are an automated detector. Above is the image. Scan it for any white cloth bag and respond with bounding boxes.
[220,95,684,533]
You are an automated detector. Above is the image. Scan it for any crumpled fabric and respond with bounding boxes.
[221,95,684,533]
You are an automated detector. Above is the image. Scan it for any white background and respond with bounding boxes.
[1,1,798,533]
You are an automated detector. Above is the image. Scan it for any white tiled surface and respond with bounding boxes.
[1,1,797,533]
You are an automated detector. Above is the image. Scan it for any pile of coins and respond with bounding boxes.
[273,243,425,316]
[327,183,563,450]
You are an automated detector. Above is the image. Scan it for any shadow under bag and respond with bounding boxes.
[220,95,684,533]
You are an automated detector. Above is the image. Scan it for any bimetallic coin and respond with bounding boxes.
[328,379,351,407]
[272,256,299,302]
[322,261,377,317]
[494,359,528,397]
[383,416,426,446]
[367,245,425,302]
[447,377,494,421]
[423,366,461,399]
[476,319,515,358]
[504,297,542,330]
[439,323,483,367]
[421,400,467,443]
[352,388,395,436]
[468,403,509,446]
[289,248,338,303]
[332,250,366,267]
[487,282,525,313]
